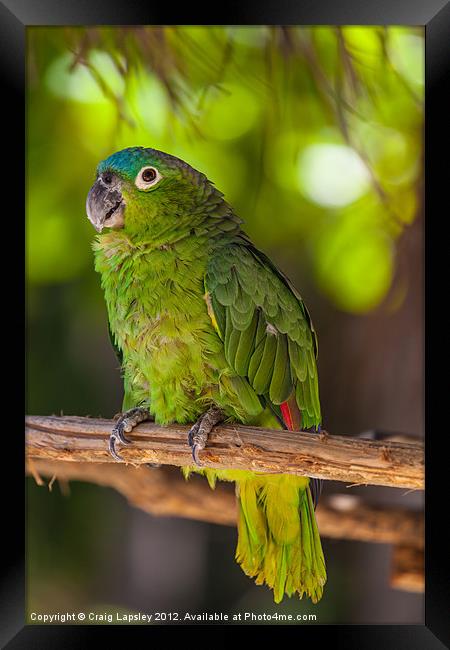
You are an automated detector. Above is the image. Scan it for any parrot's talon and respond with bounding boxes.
[108,434,125,462]
[192,443,202,466]
[187,422,200,447]
[108,407,150,461]
[111,423,132,445]
[187,406,224,467]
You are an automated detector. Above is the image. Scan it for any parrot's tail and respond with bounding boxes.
[235,473,326,603]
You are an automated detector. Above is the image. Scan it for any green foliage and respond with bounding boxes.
[27,26,423,313]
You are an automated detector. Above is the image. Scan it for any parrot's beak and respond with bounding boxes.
[86,175,125,232]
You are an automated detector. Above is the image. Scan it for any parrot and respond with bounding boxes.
[86,146,326,603]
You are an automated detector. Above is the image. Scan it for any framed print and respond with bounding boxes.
[1,0,448,646]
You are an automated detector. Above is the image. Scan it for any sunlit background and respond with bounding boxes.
[26,26,424,624]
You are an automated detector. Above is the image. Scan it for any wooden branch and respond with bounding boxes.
[26,415,424,489]
[315,495,423,549]
[26,459,424,550]
[27,459,237,526]
[390,545,424,593]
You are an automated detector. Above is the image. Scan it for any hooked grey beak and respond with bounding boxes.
[86,174,125,232]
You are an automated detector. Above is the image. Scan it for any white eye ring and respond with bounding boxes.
[135,166,162,190]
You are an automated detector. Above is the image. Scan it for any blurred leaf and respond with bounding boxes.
[27,25,424,309]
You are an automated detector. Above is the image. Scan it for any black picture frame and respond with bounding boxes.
[4,0,449,646]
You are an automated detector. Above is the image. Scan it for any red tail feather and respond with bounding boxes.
[280,395,301,432]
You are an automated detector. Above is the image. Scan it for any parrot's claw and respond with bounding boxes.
[188,406,224,466]
[187,421,199,448]
[109,435,125,462]
[192,443,202,467]
[108,407,150,461]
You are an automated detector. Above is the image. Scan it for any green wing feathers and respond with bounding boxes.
[205,243,321,429]
[205,243,326,604]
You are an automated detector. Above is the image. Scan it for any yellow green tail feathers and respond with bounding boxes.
[235,474,326,604]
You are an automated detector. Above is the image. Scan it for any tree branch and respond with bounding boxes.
[390,545,424,593]
[26,415,424,489]
[26,459,424,549]
[27,447,424,593]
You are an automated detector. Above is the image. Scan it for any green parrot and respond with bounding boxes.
[86,147,326,603]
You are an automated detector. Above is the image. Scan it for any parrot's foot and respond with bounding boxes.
[109,407,151,461]
[188,406,224,466]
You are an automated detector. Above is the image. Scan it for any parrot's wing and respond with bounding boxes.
[205,241,321,429]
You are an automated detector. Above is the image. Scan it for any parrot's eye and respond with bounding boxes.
[142,168,156,182]
[135,166,161,190]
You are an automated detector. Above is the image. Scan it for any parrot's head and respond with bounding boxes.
[86,146,222,239]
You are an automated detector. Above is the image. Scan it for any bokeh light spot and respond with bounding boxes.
[45,51,125,103]
[202,85,260,141]
[388,29,424,89]
[316,225,394,313]
[298,144,371,208]
[128,73,168,136]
